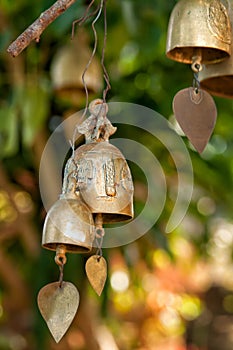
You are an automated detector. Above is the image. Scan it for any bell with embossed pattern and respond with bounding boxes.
[200,1,233,98]
[166,0,231,65]
[74,100,134,224]
[74,99,134,224]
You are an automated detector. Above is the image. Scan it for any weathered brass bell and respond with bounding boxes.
[166,0,231,64]
[200,2,233,98]
[42,193,95,253]
[74,99,134,224]
[74,141,134,224]
[42,157,95,253]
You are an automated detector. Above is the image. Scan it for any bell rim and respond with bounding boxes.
[166,47,230,64]
[200,75,233,98]
[42,242,92,253]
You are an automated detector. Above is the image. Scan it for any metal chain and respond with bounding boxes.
[95,226,105,257]
[193,72,200,94]
[191,56,202,94]
[94,214,104,257]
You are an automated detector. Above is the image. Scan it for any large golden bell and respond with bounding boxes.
[166,0,231,64]
[42,156,95,253]
[200,2,233,98]
[73,141,134,224]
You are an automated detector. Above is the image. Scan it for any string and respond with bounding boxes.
[192,72,200,93]
[59,263,64,288]
[70,0,104,155]
[101,0,111,103]
[72,0,96,38]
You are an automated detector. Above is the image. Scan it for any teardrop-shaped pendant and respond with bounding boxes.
[86,255,107,296]
[37,281,80,343]
[173,87,217,153]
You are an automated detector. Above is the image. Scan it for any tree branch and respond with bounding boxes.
[7,0,77,57]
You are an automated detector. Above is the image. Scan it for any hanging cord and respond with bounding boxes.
[101,0,111,103]
[70,0,104,156]
[72,0,96,38]
[193,72,200,94]
[95,214,105,258]
[55,245,67,288]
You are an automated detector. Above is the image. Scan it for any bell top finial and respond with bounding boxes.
[78,99,117,143]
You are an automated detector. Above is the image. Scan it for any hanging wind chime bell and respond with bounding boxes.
[75,99,134,225]
[166,0,231,64]
[199,2,233,98]
[166,0,229,153]
[42,157,95,253]
[38,155,95,343]
[73,99,134,297]
[38,0,134,342]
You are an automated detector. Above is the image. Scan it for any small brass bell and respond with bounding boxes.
[51,29,103,106]
[200,2,233,98]
[166,0,231,64]
[74,99,134,224]
[42,156,95,253]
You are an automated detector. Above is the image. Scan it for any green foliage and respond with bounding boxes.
[21,82,50,147]
[0,105,18,158]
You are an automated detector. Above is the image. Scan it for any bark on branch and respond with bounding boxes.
[7,0,77,57]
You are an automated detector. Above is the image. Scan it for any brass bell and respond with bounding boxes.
[42,157,95,253]
[166,0,231,64]
[74,99,134,224]
[50,29,103,106]
[200,2,233,98]
[74,141,134,223]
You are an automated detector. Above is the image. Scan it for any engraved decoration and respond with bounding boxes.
[208,0,231,44]
[104,159,116,197]
[76,159,93,188]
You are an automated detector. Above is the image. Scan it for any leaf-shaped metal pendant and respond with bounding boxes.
[85,255,107,296]
[37,282,79,343]
[173,87,217,153]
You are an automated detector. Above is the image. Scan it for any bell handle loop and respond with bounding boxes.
[55,245,67,266]
[191,56,202,73]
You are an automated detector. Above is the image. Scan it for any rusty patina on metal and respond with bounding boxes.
[173,87,217,153]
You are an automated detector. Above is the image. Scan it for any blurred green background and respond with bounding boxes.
[1,0,233,349]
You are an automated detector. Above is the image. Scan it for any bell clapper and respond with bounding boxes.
[95,213,105,259]
[55,245,67,288]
